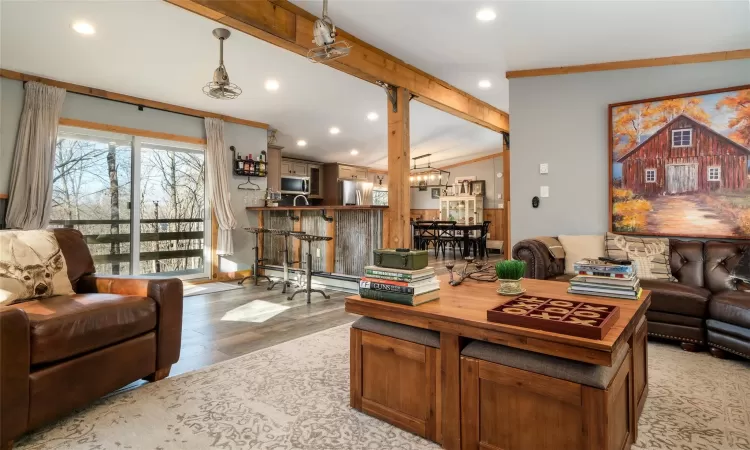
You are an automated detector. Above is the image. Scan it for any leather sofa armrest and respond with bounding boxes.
[78,275,183,369]
[512,238,565,280]
[0,307,30,444]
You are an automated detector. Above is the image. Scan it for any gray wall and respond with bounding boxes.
[411,155,504,209]
[0,78,266,271]
[509,59,750,246]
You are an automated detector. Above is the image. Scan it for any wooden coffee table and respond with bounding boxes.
[345,276,651,450]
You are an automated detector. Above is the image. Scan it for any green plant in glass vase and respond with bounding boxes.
[495,260,527,296]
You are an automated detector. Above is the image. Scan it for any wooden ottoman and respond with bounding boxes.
[460,341,634,450]
[350,317,441,443]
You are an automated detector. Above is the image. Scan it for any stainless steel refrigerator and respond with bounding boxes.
[339,180,373,206]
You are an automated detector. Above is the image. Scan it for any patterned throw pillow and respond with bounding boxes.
[0,230,75,305]
[731,250,750,284]
[605,232,675,281]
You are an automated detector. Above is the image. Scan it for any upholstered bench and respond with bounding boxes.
[349,317,441,443]
[460,341,634,450]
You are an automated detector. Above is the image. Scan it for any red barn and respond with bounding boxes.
[617,114,749,195]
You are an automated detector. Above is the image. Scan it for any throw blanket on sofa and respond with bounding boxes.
[533,236,566,260]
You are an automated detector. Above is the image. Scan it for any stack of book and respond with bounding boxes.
[567,259,642,300]
[359,265,440,306]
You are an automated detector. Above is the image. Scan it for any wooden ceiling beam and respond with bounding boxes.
[0,69,270,130]
[165,0,510,134]
[506,49,750,79]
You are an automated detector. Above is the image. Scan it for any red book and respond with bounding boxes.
[360,277,408,287]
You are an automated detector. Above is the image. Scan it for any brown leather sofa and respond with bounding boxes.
[0,228,183,449]
[512,237,750,359]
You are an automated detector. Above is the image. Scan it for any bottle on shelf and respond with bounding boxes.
[243,156,250,173]
[236,154,244,172]
[248,154,255,175]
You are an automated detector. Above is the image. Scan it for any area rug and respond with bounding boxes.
[16,325,750,450]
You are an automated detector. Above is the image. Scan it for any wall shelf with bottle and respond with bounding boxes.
[231,146,267,177]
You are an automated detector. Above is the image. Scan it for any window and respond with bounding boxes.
[645,169,656,183]
[671,128,692,147]
[708,166,721,182]
[51,126,209,279]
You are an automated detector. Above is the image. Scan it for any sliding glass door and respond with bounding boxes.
[51,127,210,279]
[138,141,208,278]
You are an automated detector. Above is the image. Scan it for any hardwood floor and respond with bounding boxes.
[166,251,502,378]
[173,283,356,376]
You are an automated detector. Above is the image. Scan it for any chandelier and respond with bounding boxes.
[409,154,450,189]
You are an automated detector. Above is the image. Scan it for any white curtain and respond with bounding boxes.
[6,81,66,229]
[204,117,237,255]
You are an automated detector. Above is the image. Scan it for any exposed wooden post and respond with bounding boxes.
[503,140,511,260]
[386,87,411,249]
[325,209,336,273]
[293,215,303,268]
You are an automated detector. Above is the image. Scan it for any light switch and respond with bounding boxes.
[540,186,549,198]
[540,163,549,174]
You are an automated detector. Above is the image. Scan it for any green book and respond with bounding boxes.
[364,266,434,282]
[359,287,439,306]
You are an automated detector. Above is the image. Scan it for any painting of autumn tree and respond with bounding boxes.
[610,86,750,238]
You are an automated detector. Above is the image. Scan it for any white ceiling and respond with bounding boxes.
[0,1,502,170]
[294,0,750,112]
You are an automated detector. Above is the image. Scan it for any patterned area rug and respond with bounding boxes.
[16,324,750,450]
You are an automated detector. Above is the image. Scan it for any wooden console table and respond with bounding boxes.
[346,277,651,450]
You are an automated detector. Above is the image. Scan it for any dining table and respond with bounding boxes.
[412,221,485,257]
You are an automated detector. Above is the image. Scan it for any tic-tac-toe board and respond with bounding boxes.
[486,295,620,340]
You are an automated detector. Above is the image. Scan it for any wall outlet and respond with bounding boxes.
[316,248,321,258]
[540,186,550,198]
[540,163,549,174]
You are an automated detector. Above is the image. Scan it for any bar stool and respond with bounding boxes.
[267,229,306,293]
[288,234,332,303]
[239,227,272,286]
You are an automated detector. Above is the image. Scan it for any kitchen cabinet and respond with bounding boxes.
[440,195,484,225]
[281,159,308,176]
[338,164,368,180]
[308,164,323,198]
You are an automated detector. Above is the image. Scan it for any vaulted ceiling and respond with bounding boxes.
[2,1,747,168]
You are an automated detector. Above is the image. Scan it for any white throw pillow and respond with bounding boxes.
[0,230,75,305]
[558,235,606,275]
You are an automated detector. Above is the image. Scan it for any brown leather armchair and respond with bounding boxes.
[0,229,183,449]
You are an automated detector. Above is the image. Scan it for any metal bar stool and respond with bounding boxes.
[288,234,332,303]
[267,229,306,293]
[239,227,272,286]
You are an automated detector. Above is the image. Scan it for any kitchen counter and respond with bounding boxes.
[246,205,387,211]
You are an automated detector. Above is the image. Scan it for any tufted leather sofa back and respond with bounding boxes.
[669,240,705,288]
[703,241,748,294]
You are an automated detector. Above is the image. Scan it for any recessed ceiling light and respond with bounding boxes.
[72,21,95,35]
[350,149,359,155]
[476,8,496,22]
[366,112,379,121]
[329,127,340,135]
[297,140,307,147]
[478,79,492,89]
[264,79,280,92]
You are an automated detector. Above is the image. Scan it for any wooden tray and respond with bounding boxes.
[487,295,620,340]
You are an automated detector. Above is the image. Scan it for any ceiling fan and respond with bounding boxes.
[307,0,352,63]
[203,28,242,100]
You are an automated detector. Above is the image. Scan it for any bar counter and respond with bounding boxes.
[255,206,384,276]
[246,205,387,211]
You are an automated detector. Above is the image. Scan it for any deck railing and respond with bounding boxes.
[49,218,204,265]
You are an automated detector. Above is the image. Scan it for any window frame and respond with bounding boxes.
[671,128,693,148]
[707,166,721,182]
[645,168,657,184]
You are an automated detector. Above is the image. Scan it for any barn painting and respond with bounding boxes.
[610,86,750,238]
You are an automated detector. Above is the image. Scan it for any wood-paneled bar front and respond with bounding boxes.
[246,205,386,275]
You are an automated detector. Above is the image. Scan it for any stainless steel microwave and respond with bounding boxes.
[280,175,310,195]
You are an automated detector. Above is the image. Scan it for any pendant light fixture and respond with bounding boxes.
[203,28,242,100]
